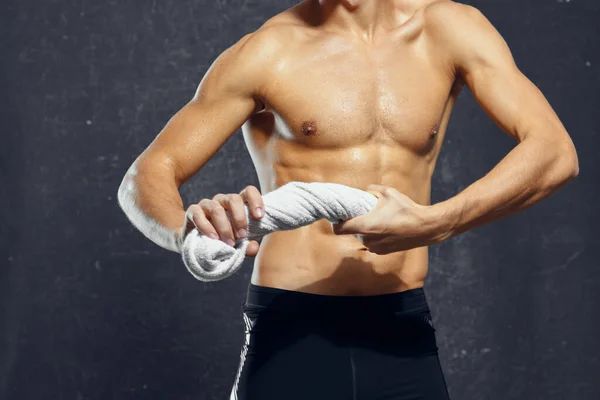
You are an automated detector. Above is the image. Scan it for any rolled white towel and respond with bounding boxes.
[181,181,379,282]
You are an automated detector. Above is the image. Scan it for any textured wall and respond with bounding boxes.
[1,0,598,399]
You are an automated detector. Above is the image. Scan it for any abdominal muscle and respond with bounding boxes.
[250,223,429,296]
[244,115,443,296]
[247,152,433,296]
[238,0,461,296]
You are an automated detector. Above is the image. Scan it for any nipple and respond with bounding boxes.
[302,120,318,136]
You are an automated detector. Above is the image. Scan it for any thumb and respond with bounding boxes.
[332,215,366,235]
[245,240,260,257]
[366,189,381,199]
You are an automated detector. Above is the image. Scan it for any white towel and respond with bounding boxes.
[181,181,379,282]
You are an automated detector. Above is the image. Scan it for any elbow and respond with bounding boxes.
[117,165,139,213]
[117,155,148,202]
[562,139,579,180]
[117,176,133,215]
[553,138,579,185]
[117,178,130,207]
[568,158,580,180]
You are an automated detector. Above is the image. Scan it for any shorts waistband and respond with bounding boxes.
[244,283,429,315]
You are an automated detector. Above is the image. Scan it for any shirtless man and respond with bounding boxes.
[117,1,579,399]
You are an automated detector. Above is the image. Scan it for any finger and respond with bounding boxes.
[353,234,379,254]
[200,199,235,246]
[367,184,389,195]
[245,240,260,257]
[215,193,248,239]
[240,185,264,219]
[333,216,366,235]
[366,189,382,199]
[186,204,218,240]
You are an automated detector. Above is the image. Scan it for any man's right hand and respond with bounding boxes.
[180,185,265,257]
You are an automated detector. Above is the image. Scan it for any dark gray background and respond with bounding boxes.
[1,0,598,399]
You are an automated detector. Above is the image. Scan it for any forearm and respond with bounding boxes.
[117,159,187,253]
[432,135,579,241]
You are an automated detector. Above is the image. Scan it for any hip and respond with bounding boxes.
[241,283,439,356]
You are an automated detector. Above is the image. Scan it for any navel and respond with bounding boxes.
[302,120,318,136]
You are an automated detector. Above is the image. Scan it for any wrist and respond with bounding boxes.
[422,201,460,245]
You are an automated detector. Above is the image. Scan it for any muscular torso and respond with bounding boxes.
[242,1,461,295]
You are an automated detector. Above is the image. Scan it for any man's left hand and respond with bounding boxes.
[332,184,449,255]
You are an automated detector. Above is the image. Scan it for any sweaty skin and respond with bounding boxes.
[246,1,456,294]
[117,0,578,295]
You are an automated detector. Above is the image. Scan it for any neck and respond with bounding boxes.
[310,0,414,38]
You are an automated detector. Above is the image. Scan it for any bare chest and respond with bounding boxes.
[250,37,456,154]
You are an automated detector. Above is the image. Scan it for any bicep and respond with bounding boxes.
[137,37,259,185]
[465,56,566,142]
[142,89,256,185]
[444,5,567,142]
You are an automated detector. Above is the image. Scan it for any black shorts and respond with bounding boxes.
[230,283,451,400]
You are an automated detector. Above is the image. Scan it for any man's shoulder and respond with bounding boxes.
[206,12,307,94]
[421,0,486,36]
[422,0,480,20]
[223,14,307,66]
[247,10,313,49]
[419,0,496,60]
